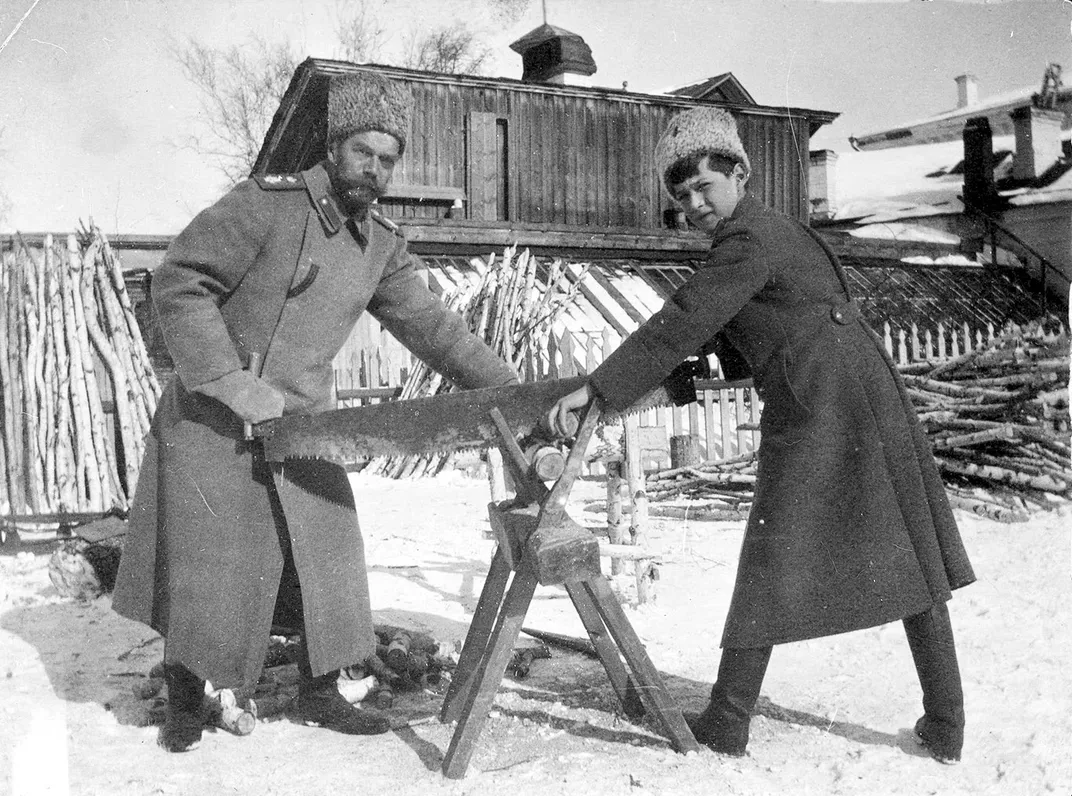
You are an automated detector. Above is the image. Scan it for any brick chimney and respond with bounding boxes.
[962,116,996,210]
[1009,105,1065,180]
[509,23,596,86]
[809,150,839,219]
[955,74,979,109]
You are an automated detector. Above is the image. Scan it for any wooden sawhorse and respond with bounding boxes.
[438,401,699,778]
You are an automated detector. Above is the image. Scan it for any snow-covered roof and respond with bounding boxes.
[831,134,1072,224]
[850,83,1072,150]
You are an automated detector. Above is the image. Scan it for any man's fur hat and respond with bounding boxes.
[328,71,413,153]
[654,106,750,187]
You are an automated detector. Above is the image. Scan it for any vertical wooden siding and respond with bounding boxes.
[377,79,814,226]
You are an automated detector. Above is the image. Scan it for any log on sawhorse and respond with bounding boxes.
[438,400,699,779]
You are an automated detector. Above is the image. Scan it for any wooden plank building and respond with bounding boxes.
[255,57,837,243]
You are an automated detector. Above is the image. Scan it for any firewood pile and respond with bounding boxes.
[644,450,756,519]
[0,226,161,518]
[644,322,1070,523]
[912,322,1069,520]
[367,245,586,478]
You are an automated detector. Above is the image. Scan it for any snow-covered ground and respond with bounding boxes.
[1,470,1069,796]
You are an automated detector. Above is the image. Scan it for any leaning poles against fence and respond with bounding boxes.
[0,226,161,519]
[365,245,588,478]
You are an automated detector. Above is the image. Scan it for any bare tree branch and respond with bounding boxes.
[333,0,388,63]
[401,22,490,76]
[170,1,518,181]
[170,35,298,182]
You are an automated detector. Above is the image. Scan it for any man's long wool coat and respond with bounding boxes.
[112,163,516,689]
[590,195,975,649]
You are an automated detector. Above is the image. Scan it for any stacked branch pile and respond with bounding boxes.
[0,226,160,518]
[367,246,586,478]
[644,322,1070,522]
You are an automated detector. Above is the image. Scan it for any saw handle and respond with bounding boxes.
[243,352,263,441]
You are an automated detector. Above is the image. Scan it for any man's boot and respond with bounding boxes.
[685,645,772,756]
[159,663,205,753]
[286,635,390,736]
[287,670,391,735]
[904,602,965,764]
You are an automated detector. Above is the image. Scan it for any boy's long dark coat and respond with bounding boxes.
[112,163,516,689]
[590,195,975,649]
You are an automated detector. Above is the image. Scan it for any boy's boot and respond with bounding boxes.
[159,663,205,753]
[904,602,965,764]
[685,645,772,756]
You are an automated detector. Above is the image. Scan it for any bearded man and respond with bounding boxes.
[112,71,517,752]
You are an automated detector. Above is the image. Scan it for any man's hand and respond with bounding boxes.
[544,383,594,439]
[197,369,285,425]
[230,374,286,425]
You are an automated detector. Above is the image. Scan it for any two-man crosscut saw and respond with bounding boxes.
[253,377,672,466]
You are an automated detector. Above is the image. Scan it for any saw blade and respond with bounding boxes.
[255,376,590,465]
[602,385,675,422]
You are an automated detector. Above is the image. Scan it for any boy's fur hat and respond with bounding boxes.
[328,71,413,153]
[654,106,750,187]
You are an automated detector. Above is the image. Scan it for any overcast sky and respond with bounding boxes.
[0,0,1068,235]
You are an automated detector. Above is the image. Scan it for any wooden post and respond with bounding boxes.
[0,244,21,512]
[46,249,76,512]
[22,242,47,511]
[734,386,749,452]
[624,414,654,604]
[559,333,577,377]
[605,459,626,576]
[749,387,763,450]
[702,387,718,460]
[669,434,700,469]
[487,447,507,503]
[39,253,58,510]
[719,386,734,457]
[9,244,30,511]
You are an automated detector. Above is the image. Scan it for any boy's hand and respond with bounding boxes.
[545,383,593,439]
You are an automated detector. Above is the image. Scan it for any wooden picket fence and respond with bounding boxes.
[333,313,409,407]
[882,319,1006,366]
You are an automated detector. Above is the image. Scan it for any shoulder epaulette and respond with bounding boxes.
[253,173,305,191]
[370,209,403,237]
